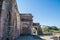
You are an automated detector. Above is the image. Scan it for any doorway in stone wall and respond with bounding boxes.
[32,27,38,35]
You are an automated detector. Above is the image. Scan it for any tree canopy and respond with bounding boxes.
[42,25,60,33]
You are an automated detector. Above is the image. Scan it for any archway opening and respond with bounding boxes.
[32,27,38,35]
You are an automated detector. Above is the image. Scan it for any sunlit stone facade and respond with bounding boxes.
[19,14,42,35]
[0,0,20,40]
[32,23,42,35]
[20,14,33,35]
[0,0,43,40]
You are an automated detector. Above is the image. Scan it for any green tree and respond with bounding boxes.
[51,26,58,30]
[42,26,50,32]
[42,25,58,33]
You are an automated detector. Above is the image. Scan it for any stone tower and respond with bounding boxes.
[0,0,20,40]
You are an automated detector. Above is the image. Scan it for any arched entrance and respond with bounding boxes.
[32,27,38,35]
[32,23,42,35]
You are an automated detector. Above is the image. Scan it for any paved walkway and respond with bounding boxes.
[15,35,43,40]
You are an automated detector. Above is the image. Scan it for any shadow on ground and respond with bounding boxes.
[14,34,44,40]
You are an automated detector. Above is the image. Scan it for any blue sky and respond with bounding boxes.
[16,0,60,28]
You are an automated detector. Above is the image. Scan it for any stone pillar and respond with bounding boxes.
[11,0,20,39]
[17,13,20,36]
[0,0,10,40]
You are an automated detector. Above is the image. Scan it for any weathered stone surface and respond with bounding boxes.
[0,0,43,40]
[0,0,20,40]
[32,23,43,35]
[20,14,33,35]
